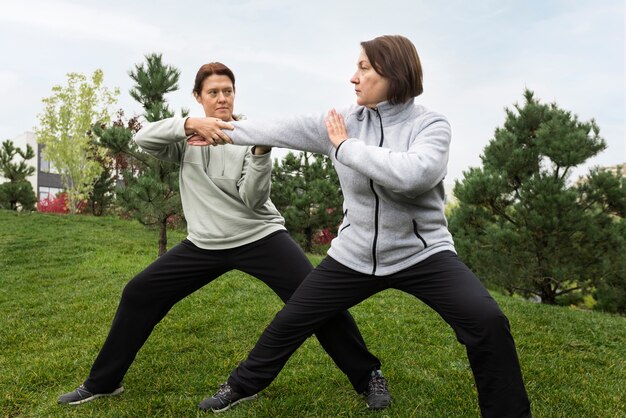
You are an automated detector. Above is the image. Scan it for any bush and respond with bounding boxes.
[37,192,69,213]
[594,284,626,314]
[0,181,37,211]
[36,192,89,214]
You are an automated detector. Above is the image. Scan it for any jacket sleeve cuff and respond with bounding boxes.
[334,138,353,160]
[249,147,272,166]
[178,117,191,138]
[250,146,272,157]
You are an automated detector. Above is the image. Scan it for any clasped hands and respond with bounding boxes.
[185,117,234,146]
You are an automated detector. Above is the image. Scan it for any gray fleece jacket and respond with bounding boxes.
[228,99,456,276]
[134,117,285,250]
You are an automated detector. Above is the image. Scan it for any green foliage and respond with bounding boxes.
[116,161,181,227]
[271,152,343,252]
[0,140,37,210]
[593,218,626,314]
[128,53,180,122]
[35,70,119,213]
[449,90,626,308]
[0,182,36,211]
[96,54,183,256]
[1,210,625,417]
[85,114,130,217]
[85,163,116,216]
[0,139,35,181]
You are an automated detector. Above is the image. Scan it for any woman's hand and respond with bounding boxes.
[324,109,349,148]
[184,117,234,146]
[187,134,213,146]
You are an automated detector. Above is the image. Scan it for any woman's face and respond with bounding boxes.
[195,74,235,121]
[350,49,390,108]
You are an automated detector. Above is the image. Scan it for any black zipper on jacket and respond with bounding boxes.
[369,109,384,275]
[339,209,351,232]
[412,220,428,248]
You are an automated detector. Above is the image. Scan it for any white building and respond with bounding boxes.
[4,131,63,201]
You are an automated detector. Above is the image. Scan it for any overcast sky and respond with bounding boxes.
[1,0,624,182]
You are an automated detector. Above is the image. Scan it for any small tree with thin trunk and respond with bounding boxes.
[35,70,118,213]
[96,54,185,256]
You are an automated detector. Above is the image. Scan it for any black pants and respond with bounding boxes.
[228,251,531,418]
[83,231,380,394]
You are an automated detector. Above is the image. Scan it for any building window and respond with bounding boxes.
[40,158,49,172]
[38,151,57,173]
[39,152,49,172]
[38,186,63,201]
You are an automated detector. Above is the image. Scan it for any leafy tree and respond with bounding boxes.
[96,54,184,256]
[0,139,37,211]
[35,69,119,213]
[271,151,343,252]
[449,89,625,305]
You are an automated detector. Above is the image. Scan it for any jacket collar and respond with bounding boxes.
[360,98,416,125]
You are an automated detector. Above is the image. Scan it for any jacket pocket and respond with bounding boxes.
[412,219,427,249]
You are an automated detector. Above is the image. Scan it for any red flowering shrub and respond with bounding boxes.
[37,192,87,214]
[38,192,69,213]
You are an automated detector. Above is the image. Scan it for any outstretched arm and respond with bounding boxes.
[134,117,188,163]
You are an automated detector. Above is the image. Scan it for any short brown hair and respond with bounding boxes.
[360,35,423,104]
[192,62,236,96]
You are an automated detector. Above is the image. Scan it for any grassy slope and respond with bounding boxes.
[0,210,624,417]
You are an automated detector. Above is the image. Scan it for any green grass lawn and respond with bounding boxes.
[1,210,624,417]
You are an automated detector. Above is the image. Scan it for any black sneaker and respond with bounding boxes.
[364,370,391,410]
[57,384,124,405]
[198,383,258,412]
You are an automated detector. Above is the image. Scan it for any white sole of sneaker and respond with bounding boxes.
[66,386,125,405]
[212,393,258,413]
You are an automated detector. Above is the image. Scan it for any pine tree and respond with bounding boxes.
[85,159,115,216]
[449,89,625,306]
[96,54,184,256]
[271,152,343,252]
[0,140,37,211]
[128,53,180,122]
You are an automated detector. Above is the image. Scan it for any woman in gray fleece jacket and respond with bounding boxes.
[193,36,531,417]
[57,62,389,410]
